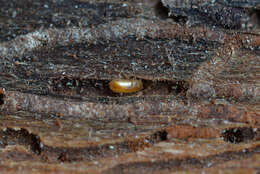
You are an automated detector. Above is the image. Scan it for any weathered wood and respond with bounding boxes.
[0,0,259,173]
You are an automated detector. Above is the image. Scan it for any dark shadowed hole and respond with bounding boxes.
[255,10,260,28]
[154,1,169,19]
[152,130,168,142]
[169,81,189,95]
[0,128,41,154]
[221,127,255,143]
[248,10,260,29]
[154,1,188,23]
[58,152,70,162]
[158,130,168,141]
[0,93,4,105]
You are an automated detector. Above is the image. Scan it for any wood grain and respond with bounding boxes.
[0,0,259,173]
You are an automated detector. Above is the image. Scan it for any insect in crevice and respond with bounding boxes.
[109,79,143,93]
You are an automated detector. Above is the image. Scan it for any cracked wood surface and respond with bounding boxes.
[0,0,259,173]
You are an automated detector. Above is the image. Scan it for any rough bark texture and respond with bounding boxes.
[0,0,259,173]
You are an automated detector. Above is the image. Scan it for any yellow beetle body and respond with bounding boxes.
[109,79,143,93]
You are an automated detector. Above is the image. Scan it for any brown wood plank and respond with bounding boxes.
[0,0,259,173]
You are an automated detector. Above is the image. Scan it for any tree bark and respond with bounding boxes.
[0,0,259,173]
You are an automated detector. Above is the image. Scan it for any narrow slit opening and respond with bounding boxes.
[50,77,189,98]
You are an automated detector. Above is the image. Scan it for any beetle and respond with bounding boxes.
[109,79,143,93]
